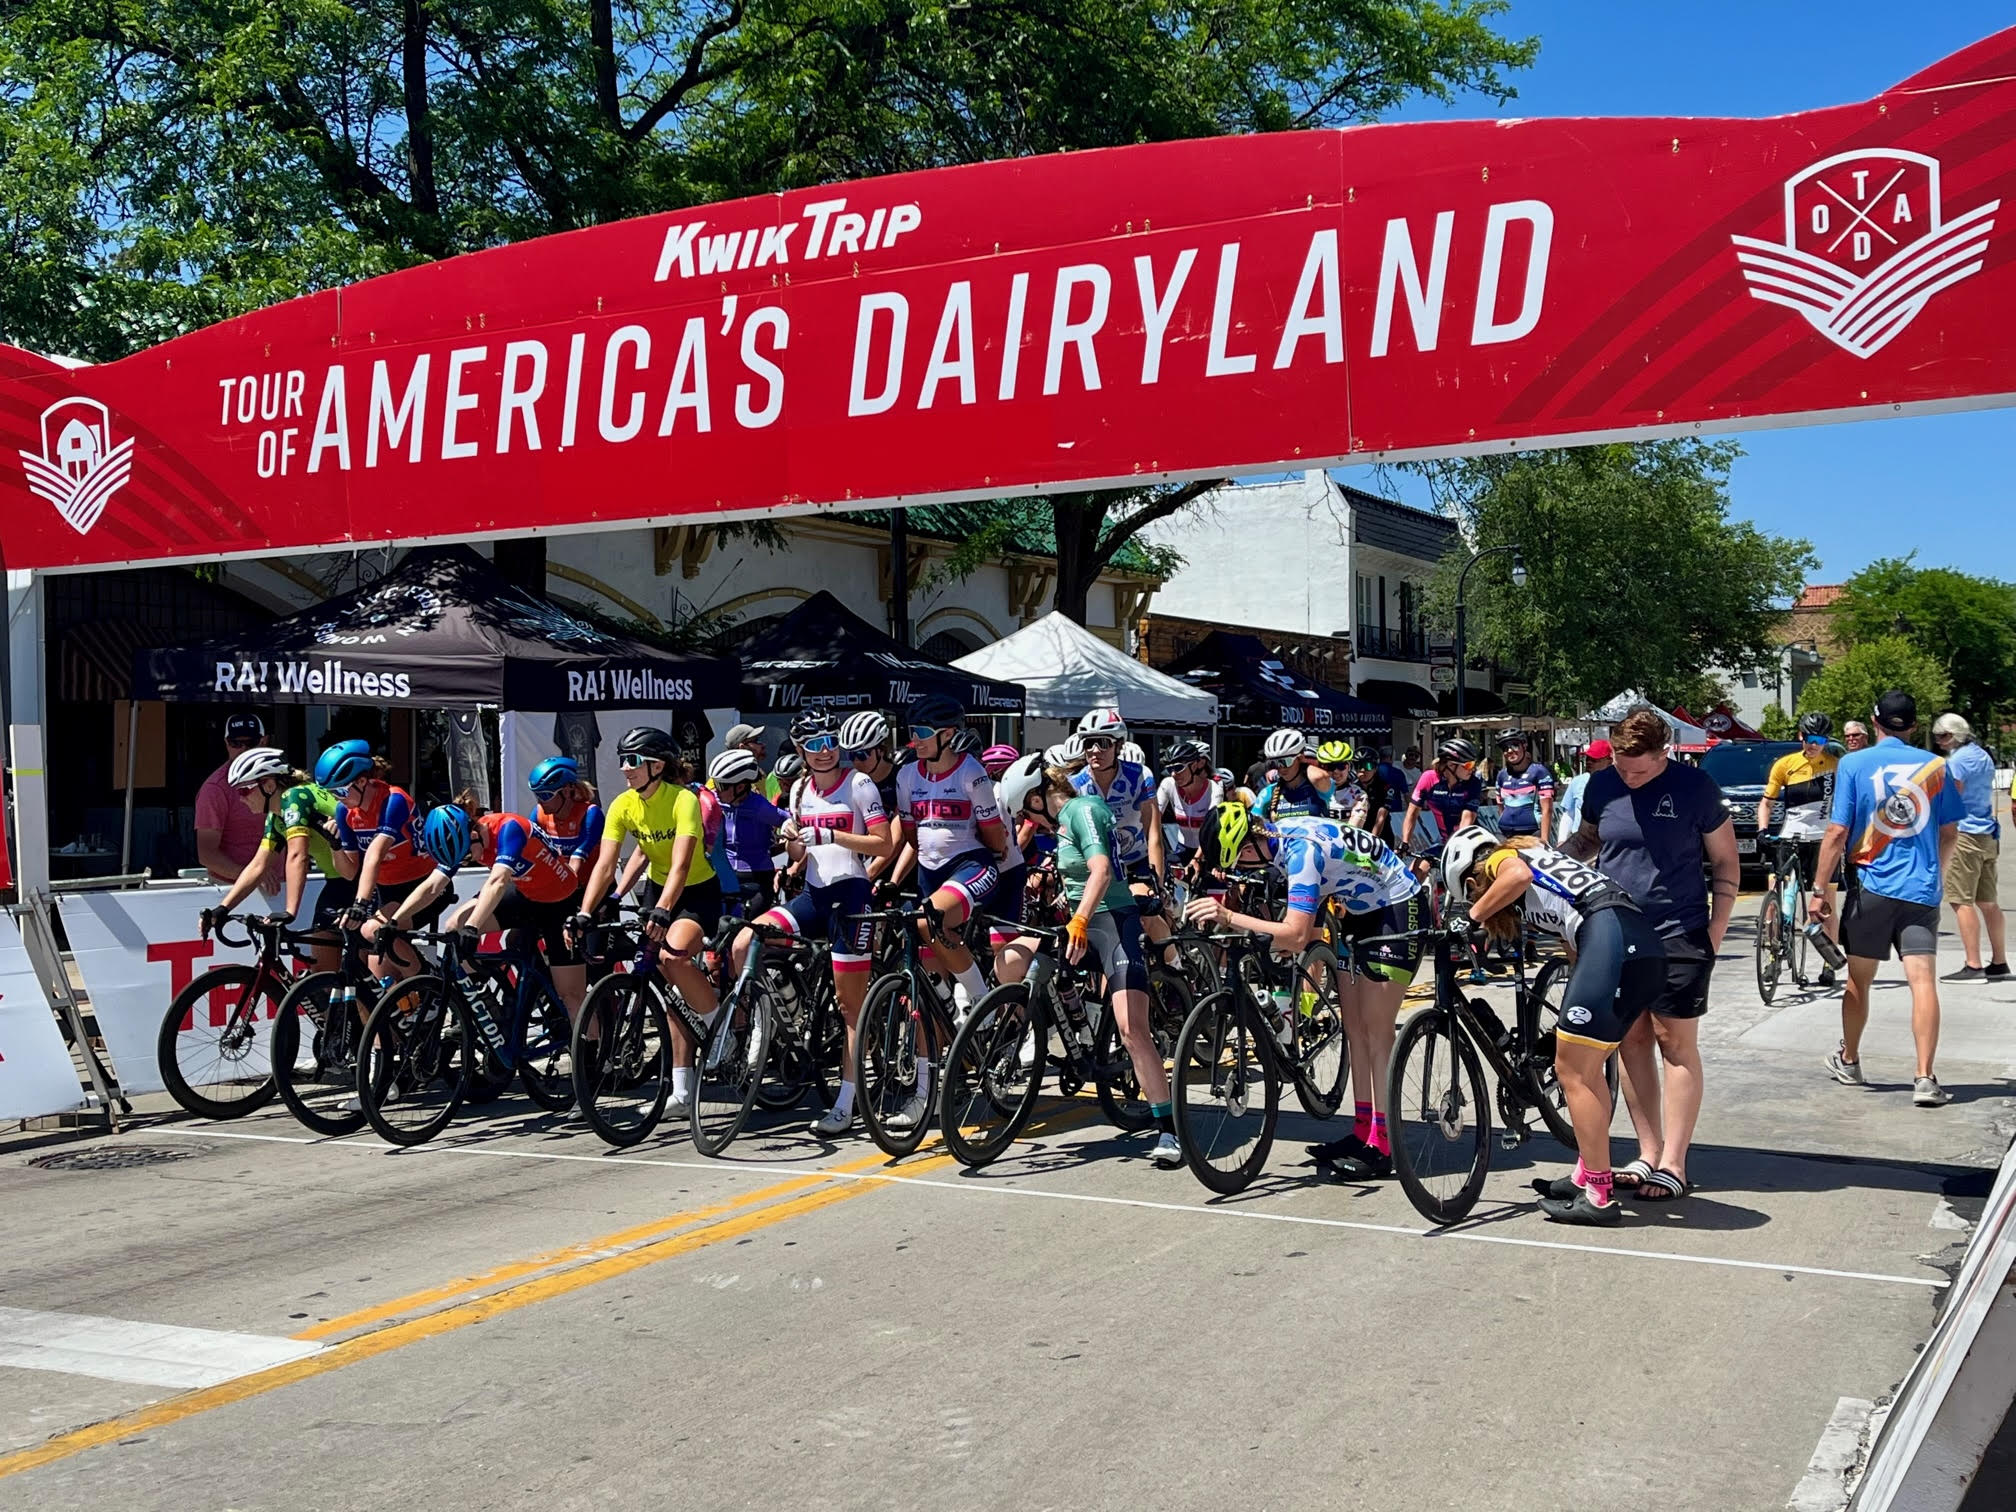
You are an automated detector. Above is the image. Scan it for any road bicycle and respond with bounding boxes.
[849,902,986,1158]
[156,914,327,1120]
[269,925,386,1136]
[1756,835,1817,1002]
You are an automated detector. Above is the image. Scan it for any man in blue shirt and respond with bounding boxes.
[1810,691,1964,1106]
[1932,712,2004,982]
[1491,727,1556,837]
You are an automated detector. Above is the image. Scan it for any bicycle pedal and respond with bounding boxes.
[1499,1128,1527,1150]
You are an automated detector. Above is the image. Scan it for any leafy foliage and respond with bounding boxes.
[1833,556,2016,727]
[1797,636,1951,735]
[1756,704,1796,741]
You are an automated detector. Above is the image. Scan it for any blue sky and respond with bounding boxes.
[1342,1,2014,587]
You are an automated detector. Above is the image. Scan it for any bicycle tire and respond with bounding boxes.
[1524,957,1619,1149]
[156,964,283,1120]
[1288,943,1348,1120]
[271,971,367,1136]
[514,973,576,1113]
[356,978,471,1146]
[856,971,932,1157]
[1146,964,1192,1069]
[1387,1004,1491,1226]
[1170,989,1278,1195]
[1754,892,1782,1004]
[691,976,772,1156]
[571,972,671,1148]
[1094,990,1158,1133]
[940,983,1045,1168]
[755,964,819,1111]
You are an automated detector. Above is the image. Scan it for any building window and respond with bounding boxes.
[1740,670,1759,688]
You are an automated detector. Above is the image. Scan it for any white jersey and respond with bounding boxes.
[790,768,887,887]
[897,754,1002,873]
[1488,842,1630,945]
[1156,775,1223,854]
[1072,760,1155,868]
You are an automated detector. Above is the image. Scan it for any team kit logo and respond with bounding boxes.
[18,397,135,536]
[1732,148,1999,358]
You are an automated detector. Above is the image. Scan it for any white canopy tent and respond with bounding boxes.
[1589,691,1711,749]
[952,613,1218,727]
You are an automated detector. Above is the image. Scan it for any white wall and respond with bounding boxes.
[1147,473,1351,636]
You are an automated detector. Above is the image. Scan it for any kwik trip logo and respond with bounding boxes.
[19,397,134,535]
[1731,148,1999,358]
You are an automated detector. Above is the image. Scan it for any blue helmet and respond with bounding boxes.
[527,756,580,799]
[420,805,471,867]
[314,739,375,791]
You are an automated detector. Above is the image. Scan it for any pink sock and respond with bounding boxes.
[1572,1157,1589,1188]
[1585,1169,1615,1206]
[1353,1102,1373,1142]
[1369,1113,1390,1155]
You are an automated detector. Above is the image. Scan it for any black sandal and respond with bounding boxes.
[1539,1190,1623,1226]
[1613,1158,1654,1190]
[1634,1169,1691,1202]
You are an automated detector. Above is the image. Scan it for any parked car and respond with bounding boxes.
[1700,740,1801,879]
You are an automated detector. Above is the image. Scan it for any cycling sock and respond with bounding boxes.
[1585,1169,1615,1207]
[1572,1156,1589,1188]
[833,1080,856,1118]
[916,1059,933,1103]
[1368,1112,1390,1155]
[1150,1102,1173,1136]
[1353,1101,1373,1142]
[954,965,988,1003]
[672,1065,695,1101]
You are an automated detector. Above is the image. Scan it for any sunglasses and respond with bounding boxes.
[1080,736,1117,750]
[1325,762,1353,773]
[618,753,651,769]
[800,734,839,754]
[908,725,943,743]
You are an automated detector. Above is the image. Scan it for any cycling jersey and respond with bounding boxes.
[1764,748,1838,841]
[260,783,339,876]
[790,768,888,887]
[1494,761,1556,836]
[534,800,605,860]
[1251,776,1330,823]
[1408,770,1483,851]
[1071,760,1155,867]
[1057,796,1137,914]
[335,782,433,886]
[1274,817,1420,916]
[463,812,579,905]
[1157,775,1223,855]
[605,781,715,888]
[1475,841,1634,945]
[898,754,1002,873]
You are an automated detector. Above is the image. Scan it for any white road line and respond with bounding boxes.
[162,1124,1945,1290]
[0,1306,322,1389]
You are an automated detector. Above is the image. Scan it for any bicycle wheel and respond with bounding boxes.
[271,971,367,1136]
[691,978,772,1156]
[1146,964,1192,1067]
[1171,990,1279,1195]
[1754,893,1782,1004]
[571,972,671,1148]
[1288,943,1348,1120]
[1524,958,1619,1149]
[940,983,1045,1168]
[1093,991,1158,1133]
[1387,1004,1491,1225]
[756,965,820,1111]
[356,978,472,1146]
[514,974,576,1113]
[856,972,931,1157]
[156,964,283,1119]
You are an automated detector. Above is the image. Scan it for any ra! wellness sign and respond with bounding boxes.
[2,28,2015,572]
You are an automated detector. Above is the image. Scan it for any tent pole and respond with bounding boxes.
[889,510,910,647]
[119,697,139,874]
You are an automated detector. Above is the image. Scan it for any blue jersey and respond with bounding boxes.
[1494,761,1555,835]
[1273,817,1420,917]
[1070,760,1155,867]
[1830,738,1964,907]
[1251,777,1330,823]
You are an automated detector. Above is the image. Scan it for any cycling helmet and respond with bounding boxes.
[981,742,1019,769]
[314,739,375,791]
[1119,741,1146,767]
[1165,739,1210,769]
[1042,740,1081,768]
[838,710,890,752]
[1437,736,1481,765]
[952,728,984,756]
[1315,739,1354,765]
[228,747,292,787]
[527,756,580,799]
[1441,824,1500,898]
[1495,726,1529,748]
[1213,767,1236,786]
[997,752,1049,815]
[1797,711,1833,739]
[617,725,679,763]
[708,749,763,786]
[907,693,964,734]
[1213,801,1253,862]
[1076,708,1128,740]
[1262,727,1307,762]
[774,751,804,783]
[419,805,471,867]
[790,709,837,745]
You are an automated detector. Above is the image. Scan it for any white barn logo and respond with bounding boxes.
[1731,149,1998,359]
[19,397,135,535]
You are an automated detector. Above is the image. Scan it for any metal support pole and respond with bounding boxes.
[889,509,911,647]
[1454,601,1468,719]
[119,697,140,874]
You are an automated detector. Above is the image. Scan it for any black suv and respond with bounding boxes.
[1700,740,1801,879]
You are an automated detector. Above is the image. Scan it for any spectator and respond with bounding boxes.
[1555,739,1611,842]
[1811,692,1964,1106]
[1564,708,1739,1202]
[719,723,782,802]
[1932,713,2005,982]
[1842,720,1871,753]
[195,713,276,891]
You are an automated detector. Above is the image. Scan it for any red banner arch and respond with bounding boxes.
[3,27,2014,572]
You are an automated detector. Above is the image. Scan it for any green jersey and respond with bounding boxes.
[1056,796,1136,915]
[262,783,339,876]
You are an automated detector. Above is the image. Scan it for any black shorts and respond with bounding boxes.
[1084,909,1147,995]
[735,869,777,914]
[493,888,583,967]
[1337,893,1426,985]
[374,874,449,929]
[670,874,724,936]
[1651,925,1715,1019]
[1555,907,1666,1049]
[1782,837,1837,888]
[309,875,359,929]
[1841,889,1940,960]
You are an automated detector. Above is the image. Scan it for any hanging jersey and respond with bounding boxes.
[791,769,889,887]
[1273,817,1421,916]
[1477,841,1633,944]
[1157,776,1223,854]
[898,754,1002,872]
[534,800,605,860]
[335,783,433,886]
[1071,760,1155,867]
[464,812,579,904]
[1763,749,1837,841]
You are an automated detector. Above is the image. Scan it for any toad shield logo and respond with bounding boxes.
[1730,149,1999,358]
[18,397,134,536]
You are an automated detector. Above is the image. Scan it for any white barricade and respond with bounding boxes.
[0,912,84,1119]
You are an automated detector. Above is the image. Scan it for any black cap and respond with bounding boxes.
[1873,691,1916,732]
[225,712,265,743]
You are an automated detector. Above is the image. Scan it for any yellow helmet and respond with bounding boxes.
[1316,739,1354,765]
[1213,800,1252,862]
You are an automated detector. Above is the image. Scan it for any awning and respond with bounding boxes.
[1356,678,1439,720]
[728,591,1024,716]
[952,613,1215,725]
[1159,631,1389,739]
[1437,686,1508,716]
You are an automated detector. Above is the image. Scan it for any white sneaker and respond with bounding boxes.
[1018,1032,1039,1070]
[1150,1132,1183,1167]
[341,1087,398,1113]
[1914,1076,1952,1107]
[811,1106,854,1137]
[668,1092,694,1117]
[884,1094,930,1132]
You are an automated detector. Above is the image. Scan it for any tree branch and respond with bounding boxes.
[402,0,439,221]
[1094,478,1226,567]
[625,1,745,143]
[590,0,621,128]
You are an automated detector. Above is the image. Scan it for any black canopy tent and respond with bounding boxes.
[1356,677,1442,721]
[1160,632,1391,740]
[728,591,1025,717]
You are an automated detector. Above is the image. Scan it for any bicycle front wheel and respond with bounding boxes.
[1388,1004,1491,1225]
[691,979,772,1156]
[856,972,931,1158]
[1754,893,1782,1004]
[1171,990,1278,1195]
[356,979,470,1147]
[515,974,577,1113]
[271,971,367,1136]
[940,983,1044,1168]
[572,973,671,1148]
[1288,943,1348,1120]
[156,964,282,1119]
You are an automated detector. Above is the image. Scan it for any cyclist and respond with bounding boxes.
[1760,712,1842,986]
[1316,740,1361,825]
[1071,709,1170,958]
[980,743,1019,781]
[1443,825,1666,1225]
[1400,737,1483,861]
[737,709,896,1137]
[1491,728,1556,839]
[1001,752,1182,1168]
[201,747,353,970]
[1249,728,1333,820]
[709,748,790,911]
[1155,739,1222,876]
[1352,750,1395,840]
[399,801,589,1020]
[316,739,438,977]
[528,757,605,886]
[572,725,721,1113]
[1186,810,1423,1180]
[842,710,916,898]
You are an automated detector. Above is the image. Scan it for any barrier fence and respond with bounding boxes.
[0,909,82,1121]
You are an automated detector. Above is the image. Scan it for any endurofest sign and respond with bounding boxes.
[2,29,2014,572]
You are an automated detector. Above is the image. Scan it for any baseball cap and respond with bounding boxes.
[724,723,765,747]
[1873,691,1916,732]
[225,712,265,744]
[1585,738,1613,760]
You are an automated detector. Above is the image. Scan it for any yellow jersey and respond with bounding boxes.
[1763,749,1837,839]
[605,782,714,888]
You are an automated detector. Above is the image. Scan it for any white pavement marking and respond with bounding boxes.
[0,1307,323,1389]
[1786,1396,1874,1511]
[164,1125,1946,1290]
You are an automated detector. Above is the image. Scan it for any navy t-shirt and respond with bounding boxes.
[1580,761,1729,935]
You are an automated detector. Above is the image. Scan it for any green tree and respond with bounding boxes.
[1834,556,2016,727]
[1756,705,1796,741]
[1412,441,1816,713]
[1797,636,1950,740]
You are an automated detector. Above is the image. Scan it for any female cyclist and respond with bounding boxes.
[201,747,354,970]
[1155,739,1222,882]
[1072,709,1169,960]
[316,739,441,977]
[708,748,790,910]
[1400,737,1484,862]
[528,756,605,886]
[1250,728,1333,821]
[1315,741,1363,825]
[1442,825,1667,1225]
[980,744,1019,781]
[1000,753,1182,1168]
[842,711,914,899]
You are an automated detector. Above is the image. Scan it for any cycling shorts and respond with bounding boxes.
[372,875,449,929]
[309,875,359,930]
[493,887,583,968]
[735,868,778,915]
[1083,909,1147,996]
[987,864,1027,945]
[1336,893,1426,985]
[919,852,999,919]
[761,876,875,972]
[1841,889,1940,961]
[669,875,724,937]
[1553,906,1666,1050]
[1124,862,1166,918]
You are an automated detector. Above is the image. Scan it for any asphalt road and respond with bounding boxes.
[4,868,2014,1511]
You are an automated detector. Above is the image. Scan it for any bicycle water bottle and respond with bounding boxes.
[1804,922,1848,970]
[1055,972,1094,1048]
[1268,985,1295,1049]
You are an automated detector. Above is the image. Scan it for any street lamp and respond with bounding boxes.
[1455,544,1524,717]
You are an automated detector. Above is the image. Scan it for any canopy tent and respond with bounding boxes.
[1674,705,1767,741]
[1356,677,1441,721]
[1590,691,1711,750]
[1160,632,1390,740]
[727,591,1024,717]
[135,544,738,713]
[951,613,1216,727]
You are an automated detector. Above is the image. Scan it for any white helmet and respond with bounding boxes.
[227,747,292,787]
[997,752,1050,816]
[708,749,763,785]
[1043,735,1084,767]
[838,710,890,752]
[1119,741,1146,767]
[1441,824,1501,898]
[1077,708,1128,740]
[1262,727,1307,762]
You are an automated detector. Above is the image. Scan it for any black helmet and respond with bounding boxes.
[1438,736,1481,764]
[952,727,983,755]
[790,709,837,744]
[1495,726,1528,748]
[1165,738,1210,768]
[907,693,963,734]
[617,725,679,763]
[1797,711,1832,739]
